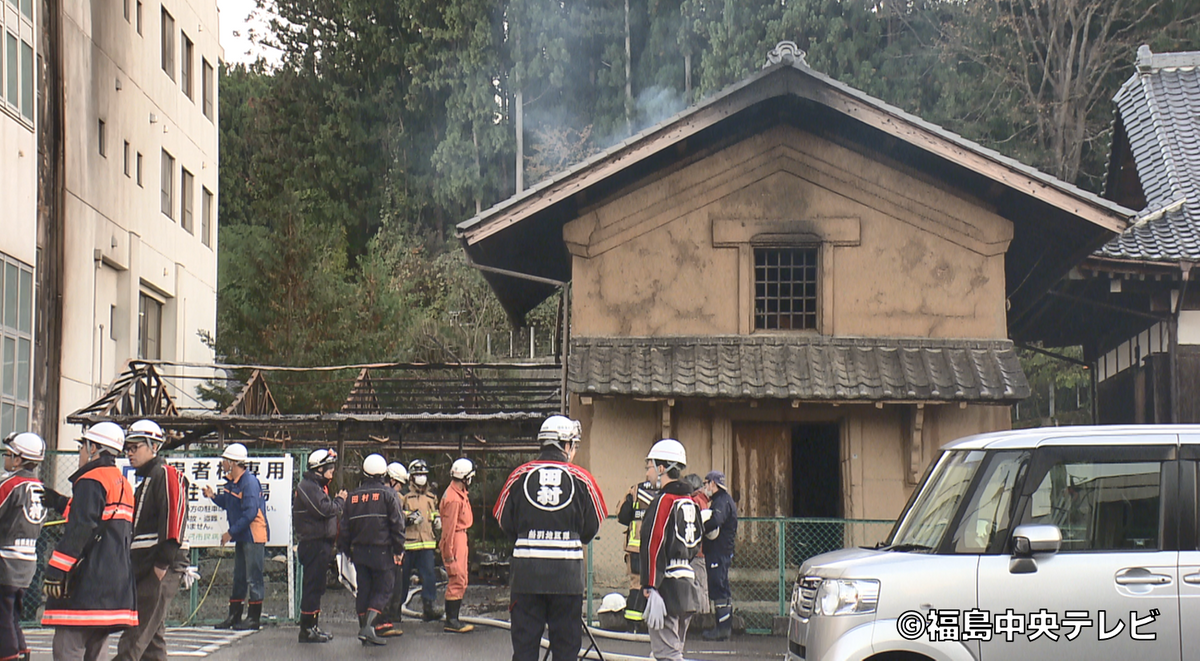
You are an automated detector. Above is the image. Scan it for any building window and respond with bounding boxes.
[5,33,16,110]
[161,149,174,218]
[201,59,213,119]
[754,247,818,331]
[124,141,131,176]
[181,33,193,99]
[0,256,33,438]
[136,151,143,186]
[124,0,130,22]
[181,167,193,233]
[136,0,143,34]
[202,186,213,247]
[161,8,174,80]
[19,39,30,120]
[98,119,106,156]
[138,293,163,360]
[18,0,30,20]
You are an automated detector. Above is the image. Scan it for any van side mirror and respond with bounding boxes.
[1010,524,1062,574]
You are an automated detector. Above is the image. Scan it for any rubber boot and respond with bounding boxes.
[359,610,387,646]
[702,604,733,641]
[443,599,474,633]
[215,601,243,629]
[312,613,333,640]
[377,613,403,638]
[234,601,262,630]
[422,597,443,621]
[298,613,332,643]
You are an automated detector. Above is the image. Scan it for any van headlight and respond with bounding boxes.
[817,579,880,616]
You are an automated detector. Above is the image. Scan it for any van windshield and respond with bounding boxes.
[886,450,988,551]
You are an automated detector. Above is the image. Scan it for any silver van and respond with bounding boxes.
[788,425,1199,661]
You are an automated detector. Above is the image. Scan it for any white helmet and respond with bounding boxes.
[363,453,388,477]
[221,443,249,464]
[308,448,338,471]
[387,462,409,484]
[538,415,581,448]
[82,421,126,454]
[450,457,475,482]
[598,592,627,614]
[127,419,165,446]
[4,432,45,462]
[647,438,686,468]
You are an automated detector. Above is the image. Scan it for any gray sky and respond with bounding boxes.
[219,0,280,65]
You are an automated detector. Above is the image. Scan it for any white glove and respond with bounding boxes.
[433,516,442,532]
[181,566,201,589]
[407,511,424,527]
[645,588,666,630]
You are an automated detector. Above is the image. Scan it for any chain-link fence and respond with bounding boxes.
[584,516,894,633]
[21,447,309,626]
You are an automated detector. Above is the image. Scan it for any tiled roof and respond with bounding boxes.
[568,336,1030,403]
[1098,47,1200,261]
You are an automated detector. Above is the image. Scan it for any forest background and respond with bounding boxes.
[214,0,1199,422]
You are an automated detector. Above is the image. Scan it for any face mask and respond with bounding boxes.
[414,475,428,487]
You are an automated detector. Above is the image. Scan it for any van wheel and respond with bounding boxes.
[866,653,936,661]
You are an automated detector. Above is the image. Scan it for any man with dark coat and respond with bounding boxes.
[494,415,607,661]
[292,448,347,643]
[42,422,139,661]
[616,478,656,631]
[339,453,405,646]
[640,439,703,661]
[700,470,738,640]
[0,432,47,661]
[115,420,190,661]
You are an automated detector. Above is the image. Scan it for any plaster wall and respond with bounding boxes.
[566,125,1012,340]
[573,396,1011,524]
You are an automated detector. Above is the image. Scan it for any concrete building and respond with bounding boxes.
[459,46,1134,521]
[1,0,37,438]
[35,0,220,445]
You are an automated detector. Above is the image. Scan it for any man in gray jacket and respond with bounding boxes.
[0,432,47,661]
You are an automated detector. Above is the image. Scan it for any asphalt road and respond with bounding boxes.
[203,621,787,661]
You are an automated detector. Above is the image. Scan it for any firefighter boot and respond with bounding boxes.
[702,603,733,641]
[376,613,403,638]
[215,601,243,629]
[359,611,387,646]
[234,602,262,630]
[298,613,332,643]
[443,600,475,633]
[422,597,443,621]
[312,612,334,640]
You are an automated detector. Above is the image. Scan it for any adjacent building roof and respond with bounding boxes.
[1098,46,1200,262]
[457,55,1134,331]
[568,336,1030,403]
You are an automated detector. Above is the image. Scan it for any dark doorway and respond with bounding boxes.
[792,423,841,518]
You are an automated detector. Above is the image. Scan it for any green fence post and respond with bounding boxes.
[586,540,594,626]
[778,519,787,618]
[190,547,199,621]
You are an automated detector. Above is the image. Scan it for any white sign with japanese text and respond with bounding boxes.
[118,455,294,548]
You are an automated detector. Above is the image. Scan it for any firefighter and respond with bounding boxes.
[374,461,411,638]
[203,443,269,631]
[700,470,737,640]
[0,432,47,661]
[616,476,657,631]
[42,421,138,661]
[494,415,607,661]
[292,448,347,643]
[640,439,703,661]
[339,454,405,646]
[397,459,442,623]
[114,420,190,661]
[439,457,475,633]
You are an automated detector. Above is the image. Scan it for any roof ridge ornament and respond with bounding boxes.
[765,41,806,68]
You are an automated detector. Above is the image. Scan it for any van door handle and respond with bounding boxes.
[1183,573,1200,585]
[1115,568,1172,585]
